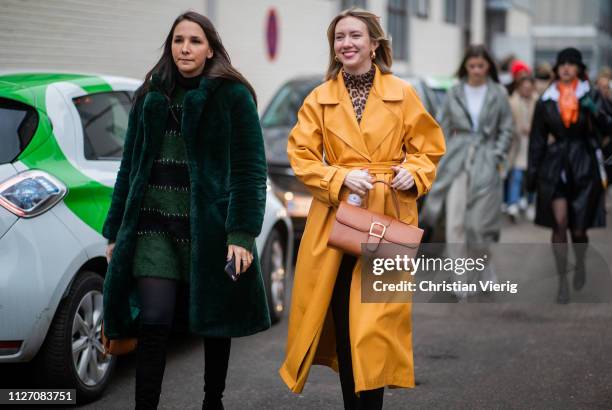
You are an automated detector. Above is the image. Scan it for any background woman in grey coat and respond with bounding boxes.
[421,45,513,290]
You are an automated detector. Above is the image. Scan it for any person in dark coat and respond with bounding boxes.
[594,67,612,180]
[102,11,269,409]
[528,47,611,304]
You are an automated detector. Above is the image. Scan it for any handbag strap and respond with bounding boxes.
[363,180,402,219]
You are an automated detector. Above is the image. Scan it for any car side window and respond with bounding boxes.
[73,91,133,160]
[0,98,39,164]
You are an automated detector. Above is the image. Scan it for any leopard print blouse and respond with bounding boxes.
[342,65,376,123]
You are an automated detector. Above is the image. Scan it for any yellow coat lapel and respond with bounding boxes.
[316,65,404,162]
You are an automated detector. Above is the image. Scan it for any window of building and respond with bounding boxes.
[445,0,458,24]
[414,0,429,19]
[388,0,408,60]
[462,0,473,49]
[341,0,367,10]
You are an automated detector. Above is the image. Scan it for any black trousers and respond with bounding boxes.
[331,255,384,410]
[136,277,231,407]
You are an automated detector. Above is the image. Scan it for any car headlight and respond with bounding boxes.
[0,170,67,218]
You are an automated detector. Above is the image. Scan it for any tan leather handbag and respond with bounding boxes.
[328,181,423,258]
[101,322,137,357]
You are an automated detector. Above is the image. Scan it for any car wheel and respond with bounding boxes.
[34,270,115,402]
[262,228,287,324]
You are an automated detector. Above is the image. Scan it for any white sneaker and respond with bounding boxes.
[507,203,519,217]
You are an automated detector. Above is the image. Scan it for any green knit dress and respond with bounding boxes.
[131,74,200,283]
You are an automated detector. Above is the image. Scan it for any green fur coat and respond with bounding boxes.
[102,74,270,338]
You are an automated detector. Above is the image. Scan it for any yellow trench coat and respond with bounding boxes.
[279,65,446,393]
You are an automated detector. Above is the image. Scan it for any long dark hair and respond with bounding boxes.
[134,11,257,105]
[455,44,500,83]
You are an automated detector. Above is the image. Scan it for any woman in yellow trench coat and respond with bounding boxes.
[279,9,446,410]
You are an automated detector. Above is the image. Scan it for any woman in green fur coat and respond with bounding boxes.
[102,11,269,410]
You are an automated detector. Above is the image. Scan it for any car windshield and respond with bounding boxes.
[261,80,320,128]
[0,98,39,164]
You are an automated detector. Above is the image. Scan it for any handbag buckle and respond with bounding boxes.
[369,221,386,239]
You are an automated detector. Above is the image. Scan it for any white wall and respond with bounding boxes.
[471,0,486,44]
[215,0,336,110]
[0,0,202,81]
[0,0,487,109]
[408,0,464,76]
[492,6,533,66]
[507,7,531,36]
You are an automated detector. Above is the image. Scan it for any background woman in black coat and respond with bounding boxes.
[528,47,611,304]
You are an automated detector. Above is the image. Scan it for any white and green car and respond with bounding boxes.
[0,72,292,400]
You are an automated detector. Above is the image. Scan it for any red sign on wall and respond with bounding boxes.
[266,8,279,61]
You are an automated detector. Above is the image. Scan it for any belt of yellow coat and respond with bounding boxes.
[339,161,402,215]
[279,66,446,394]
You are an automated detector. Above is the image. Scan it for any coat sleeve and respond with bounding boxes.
[492,86,515,162]
[102,100,141,243]
[225,84,268,251]
[400,85,446,200]
[588,89,612,136]
[527,99,549,192]
[287,91,351,207]
[435,88,452,140]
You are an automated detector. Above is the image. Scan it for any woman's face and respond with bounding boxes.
[597,76,611,96]
[171,20,213,78]
[465,56,490,84]
[334,16,378,75]
[557,62,578,83]
[518,80,535,98]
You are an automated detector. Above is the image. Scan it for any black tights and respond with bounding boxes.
[331,255,384,410]
[551,199,589,275]
[137,277,231,403]
[138,277,178,326]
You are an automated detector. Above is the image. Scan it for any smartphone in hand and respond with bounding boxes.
[225,254,240,282]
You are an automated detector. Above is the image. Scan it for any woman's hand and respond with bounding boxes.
[343,169,374,196]
[105,243,115,263]
[391,166,415,191]
[227,245,254,274]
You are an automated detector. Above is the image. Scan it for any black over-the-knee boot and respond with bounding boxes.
[332,254,385,410]
[357,388,385,410]
[552,243,570,304]
[332,254,358,410]
[135,323,171,410]
[202,337,231,410]
[571,233,588,290]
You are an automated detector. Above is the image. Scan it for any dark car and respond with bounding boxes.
[262,76,322,239]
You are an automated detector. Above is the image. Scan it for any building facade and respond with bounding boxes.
[530,0,612,76]
[486,0,534,66]
[0,0,484,110]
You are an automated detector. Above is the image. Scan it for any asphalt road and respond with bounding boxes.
[80,207,612,410]
[3,203,612,409]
